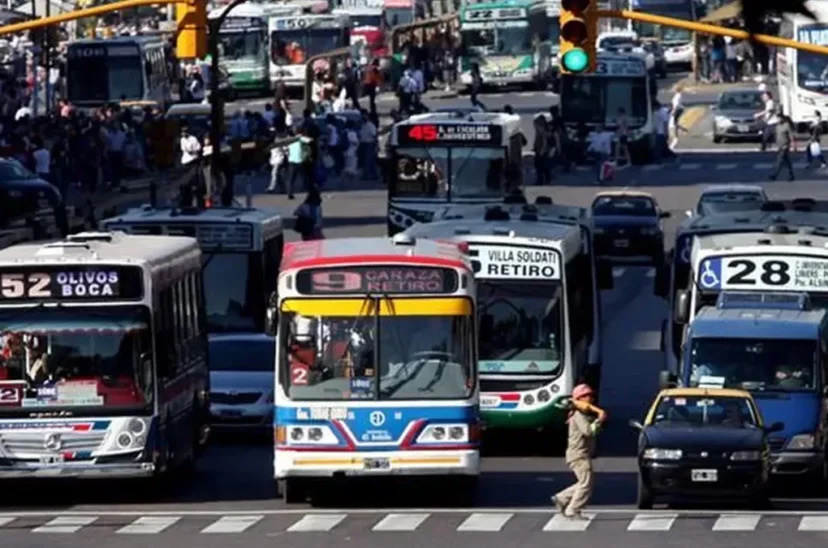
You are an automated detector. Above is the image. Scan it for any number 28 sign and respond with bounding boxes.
[698,255,828,291]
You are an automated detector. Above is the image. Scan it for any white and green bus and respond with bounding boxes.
[209,5,271,95]
[458,0,555,90]
[405,203,612,430]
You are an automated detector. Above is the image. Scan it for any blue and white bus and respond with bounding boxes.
[272,235,479,502]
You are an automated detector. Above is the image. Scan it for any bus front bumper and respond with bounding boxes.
[274,449,479,478]
[482,402,566,430]
[0,461,156,479]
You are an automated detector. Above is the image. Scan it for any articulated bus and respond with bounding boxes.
[102,206,284,336]
[659,201,828,375]
[387,111,524,235]
[405,203,611,431]
[778,1,828,132]
[458,0,554,90]
[273,236,479,503]
[0,232,209,479]
[269,13,350,89]
[208,6,271,95]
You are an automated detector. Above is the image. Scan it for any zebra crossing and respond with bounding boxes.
[2,511,828,535]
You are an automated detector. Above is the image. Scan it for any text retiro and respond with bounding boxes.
[364,269,444,292]
[483,247,557,278]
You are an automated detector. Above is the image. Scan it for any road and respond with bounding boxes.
[4,73,828,548]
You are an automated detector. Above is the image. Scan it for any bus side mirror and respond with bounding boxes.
[597,260,614,290]
[659,370,678,389]
[674,289,690,325]
[653,263,668,298]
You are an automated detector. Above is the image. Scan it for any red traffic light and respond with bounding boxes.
[561,18,588,44]
[562,0,590,11]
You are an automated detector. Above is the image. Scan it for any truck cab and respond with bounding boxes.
[672,291,828,482]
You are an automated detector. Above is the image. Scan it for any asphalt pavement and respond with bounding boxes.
[6,73,828,548]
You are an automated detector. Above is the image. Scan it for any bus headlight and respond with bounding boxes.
[284,425,338,445]
[523,394,535,406]
[537,390,551,403]
[128,418,147,435]
[117,432,134,449]
[289,427,304,442]
[417,424,468,443]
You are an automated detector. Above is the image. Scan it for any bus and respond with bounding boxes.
[102,206,283,336]
[269,13,351,89]
[273,235,479,502]
[404,203,610,430]
[778,1,828,132]
[208,6,271,95]
[659,201,828,376]
[0,231,209,479]
[333,3,390,64]
[387,111,525,235]
[458,0,554,90]
[66,37,171,110]
[559,52,654,163]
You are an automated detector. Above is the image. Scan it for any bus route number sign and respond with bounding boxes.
[0,266,143,301]
[400,124,502,146]
[698,255,828,291]
[297,266,459,294]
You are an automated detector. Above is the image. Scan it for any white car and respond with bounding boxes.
[596,31,655,71]
[663,41,693,67]
[687,184,769,217]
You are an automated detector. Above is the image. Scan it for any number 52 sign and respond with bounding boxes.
[698,255,828,291]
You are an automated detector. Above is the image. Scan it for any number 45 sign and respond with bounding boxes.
[698,255,828,291]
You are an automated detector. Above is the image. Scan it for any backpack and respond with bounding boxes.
[293,208,314,234]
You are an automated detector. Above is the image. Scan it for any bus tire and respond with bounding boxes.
[280,478,308,503]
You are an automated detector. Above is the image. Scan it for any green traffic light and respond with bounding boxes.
[562,48,589,73]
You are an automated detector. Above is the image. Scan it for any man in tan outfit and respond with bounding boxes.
[551,383,606,519]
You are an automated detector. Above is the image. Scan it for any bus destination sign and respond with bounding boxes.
[470,245,560,280]
[0,266,143,301]
[399,123,502,146]
[297,266,459,294]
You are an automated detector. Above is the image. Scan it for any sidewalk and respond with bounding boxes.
[672,74,774,94]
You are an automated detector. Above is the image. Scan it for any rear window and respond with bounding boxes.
[209,339,275,372]
[592,196,656,216]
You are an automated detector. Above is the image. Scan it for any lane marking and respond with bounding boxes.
[116,516,181,534]
[372,513,429,531]
[457,512,513,532]
[543,513,594,531]
[798,516,828,531]
[712,514,761,531]
[201,515,263,533]
[612,267,626,278]
[287,514,346,532]
[673,147,764,153]
[642,164,663,171]
[677,106,708,130]
[678,163,702,170]
[753,163,774,169]
[715,163,738,170]
[32,516,97,534]
[627,513,677,531]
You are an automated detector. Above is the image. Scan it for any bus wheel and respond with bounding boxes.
[280,478,308,504]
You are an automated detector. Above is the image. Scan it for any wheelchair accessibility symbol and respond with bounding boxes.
[699,258,722,289]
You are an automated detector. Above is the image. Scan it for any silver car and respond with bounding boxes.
[209,334,275,431]
[712,89,766,143]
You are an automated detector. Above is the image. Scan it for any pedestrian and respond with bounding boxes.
[179,125,201,167]
[588,123,613,185]
[31,136,50,183]
[614,108,631,167]
[770,112,796,181]
[669,85,685,148]
[653,101,670,163]
[343,120,359,186]
[532,114,550,185]
[754,91,776,152]
[359,110,379,180]
[551,384,607,519]
[293,187,323,241]
[266,132,289,197]
[363,59,381,117]
[106,121,127,191]
[470,63,486,111]
[806,110,826,169]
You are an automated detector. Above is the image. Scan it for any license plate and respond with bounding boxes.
[39,454,64,466]
[614,239,630,248]
[691,469,718,482]
[363,457,390,470]
[219,409,243,417]
[481,396,500,408]
[737,124,749,132]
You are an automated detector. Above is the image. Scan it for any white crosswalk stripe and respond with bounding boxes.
[798,516,828,531]
[678,163,702,170]
[612,267,626,278]
[754,162,774,169]
[372,513,429,531]
[712,514,761,531]
[287,514,346,532]
[116,517,181,534]
[543,514,595,531]
[33,516,97,534]
[627,514,677,531]
[201,515,263,534]
[715,163,738,170]
[457,513,513,532]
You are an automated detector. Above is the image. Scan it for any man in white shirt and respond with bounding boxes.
[653,101,671,163]
[180,126,202,166]
[32,137,50,182]
[754,91,776,151]
[588,124,613,184]
[359,111,378,180]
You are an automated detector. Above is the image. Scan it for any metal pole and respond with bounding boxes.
[44,0,51,114]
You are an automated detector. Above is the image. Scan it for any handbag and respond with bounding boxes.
[809,140,821,157]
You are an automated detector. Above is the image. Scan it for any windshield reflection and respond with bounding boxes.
[392,147,505,200]
[652,395,758,427]
[218,30,266,61]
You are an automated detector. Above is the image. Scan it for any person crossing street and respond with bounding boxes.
[551,384,607,519]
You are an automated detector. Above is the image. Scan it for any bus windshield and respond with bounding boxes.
[218,29,266,61]
[796,24,828,94]
[271,28,342,64]
[461,24,532,56]
[281,299,474,401]
[203,252,261,333]
[477,282,563,375]
[0,306,153,413]
[688,338,817,392]
[561,75,649,127]
[67,54,143,103]
[392,147,505,200]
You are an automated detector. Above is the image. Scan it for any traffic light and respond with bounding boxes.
[559,0,596,74]
[176,0,207,60]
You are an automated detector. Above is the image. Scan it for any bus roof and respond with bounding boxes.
[208,3,267,17]
[433,202,590,227]
[692,229,828,261]
[0,231,199,267]
[677,206,828,239]
[333,6,382,15]
[691,306,825,340]
[69,36,164,47]
[462,0,540,8]
[280,236,471,272]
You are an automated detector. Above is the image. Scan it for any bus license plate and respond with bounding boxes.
[364,457,390,470]
[691,469,717,482]
[39,454,64,466]
[481,396,500,408]
[614,239,629,248]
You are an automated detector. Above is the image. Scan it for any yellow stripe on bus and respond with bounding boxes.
[281,298,473,316]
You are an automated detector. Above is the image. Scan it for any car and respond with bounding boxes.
[590,191,668,264]
[662,40,693,68]
[0,159,69,238]
[687,184,769,217]
[596,31,655,72]
[208,333,275,432]
[712,89,767,143]
[630,387,783,509]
